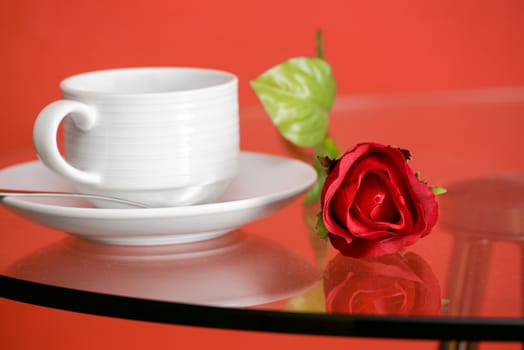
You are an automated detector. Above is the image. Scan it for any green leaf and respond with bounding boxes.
[250,57,336,147]
[316,29,324,60]
[315,212,329,239]
[430,186,447,195]
[303,135,341,204]
[321,135,341,159]
[304,160,327,204]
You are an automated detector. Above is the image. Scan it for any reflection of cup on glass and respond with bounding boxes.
[5,231,318,307]
[323,251,441,316]
[33,67,239,207]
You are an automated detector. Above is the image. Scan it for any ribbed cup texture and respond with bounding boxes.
[61,68,239,193]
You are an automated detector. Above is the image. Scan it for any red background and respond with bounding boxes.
[1,0,523,349]
[1,0,524,153]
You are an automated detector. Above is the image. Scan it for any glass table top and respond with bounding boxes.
[1,88,523,341]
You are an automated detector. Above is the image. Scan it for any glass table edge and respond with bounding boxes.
[1,275,522,341]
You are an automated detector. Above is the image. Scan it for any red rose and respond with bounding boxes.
[324,251,442,316]
[320,142,438,258]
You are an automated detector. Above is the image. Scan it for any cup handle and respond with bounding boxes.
[33,100,102,184]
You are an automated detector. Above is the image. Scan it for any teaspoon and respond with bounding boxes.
[0,189,149,208]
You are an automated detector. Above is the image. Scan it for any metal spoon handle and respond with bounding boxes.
[0,189,148,208]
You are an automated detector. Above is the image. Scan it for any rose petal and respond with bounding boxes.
[328,233,390,258]
[349,284,412,315]
[403,252,442,314]
[345,162,411,234]
[349,205,400,238]
[343,174,397,236]
[354,173,400,222]
[329,183,354,233]
[324,251,441,316]
[372,170,413,231]
[349,153,416,232]
[321,142,439,258]
[329,231,421,258]
[405,171,439,237]
[321,168,350,237]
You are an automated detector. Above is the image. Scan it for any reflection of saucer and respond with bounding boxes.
[5,231,319,307]
[0,152,316,245]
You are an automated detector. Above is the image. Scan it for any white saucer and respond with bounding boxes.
[0,152,316,245]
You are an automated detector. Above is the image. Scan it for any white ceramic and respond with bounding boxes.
[33,67,239,207]
[0,152,317,245]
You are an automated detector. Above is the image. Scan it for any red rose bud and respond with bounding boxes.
[320,142,438,258]
[323,251,442,316]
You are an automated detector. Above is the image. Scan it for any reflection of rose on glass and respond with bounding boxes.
[323,251,441,316]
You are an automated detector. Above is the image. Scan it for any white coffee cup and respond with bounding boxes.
[33,67,239,207]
